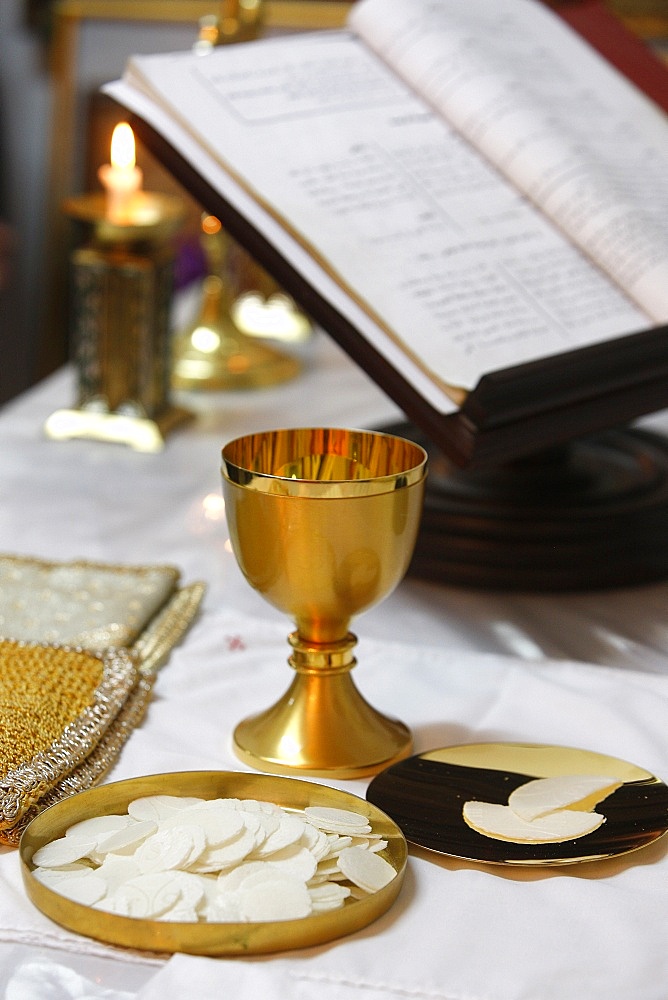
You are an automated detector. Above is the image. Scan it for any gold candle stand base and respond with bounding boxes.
[233,632,412,779]
[171,212,302,393]
[171,277,301,392]
[44,404,192,454]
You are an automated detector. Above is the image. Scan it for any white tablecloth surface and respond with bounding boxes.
[1,332,668,999]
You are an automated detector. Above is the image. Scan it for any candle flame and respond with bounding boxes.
[202,214,222,235]
[110,122,136,170]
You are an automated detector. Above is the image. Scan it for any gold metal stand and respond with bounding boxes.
[45,192,190,452]
[233,631,413,779]
[172,215,300,391]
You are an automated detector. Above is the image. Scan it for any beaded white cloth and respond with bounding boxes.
[0,555,180,650]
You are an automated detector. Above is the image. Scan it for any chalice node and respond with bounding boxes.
[221,427,428,778]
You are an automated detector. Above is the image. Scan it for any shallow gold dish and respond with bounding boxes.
[367,743,668,866]
[20,770,407,956]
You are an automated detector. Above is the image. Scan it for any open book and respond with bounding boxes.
[104,0,668,466]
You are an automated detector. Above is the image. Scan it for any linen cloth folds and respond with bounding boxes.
[1,608,667,1000]
[0,554,205,843]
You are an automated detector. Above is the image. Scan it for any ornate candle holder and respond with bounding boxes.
[171,215,301,392]
[221,427,428,778]
[45,191,190,452]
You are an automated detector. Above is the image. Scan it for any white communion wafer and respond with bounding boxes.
[98,872,182,918]
[95,854,142,893]
[65,814,135,843]
[462,800,605,843]
[31,862,91,887]
[55,873,108,907]
[240,808,280,833]
[239,798,283,815]
[205,893,243,923]
[337,846,397,892]
[304,807,372,831]
[190,827,257,873]
[101,869,207,919]
[216,860,274,893]
[507,774,623,822]
[32,836,97,868]
[236,870,313,922]
[299,823,331,861]
[262,844,317,883]
[163,805,245,848]
[252,813,306,857]
[324,836,353,857]
[96,819,158,855]
[32,794,397,923]
[233,811,265,850]
[308,882,351,912]
[134,824,207,873]
[169,870,209,910]
[127,795,204,822]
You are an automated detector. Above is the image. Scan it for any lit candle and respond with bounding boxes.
[98,122,143,224]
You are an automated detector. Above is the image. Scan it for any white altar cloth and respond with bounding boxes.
[1,333,667,999]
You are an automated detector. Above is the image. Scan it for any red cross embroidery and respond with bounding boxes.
[225,634,246,651]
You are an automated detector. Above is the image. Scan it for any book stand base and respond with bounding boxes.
[385,423,668,591]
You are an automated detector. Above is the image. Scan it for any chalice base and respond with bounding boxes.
[232,670,412,779]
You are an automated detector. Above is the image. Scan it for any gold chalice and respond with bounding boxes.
[221,427,428,778]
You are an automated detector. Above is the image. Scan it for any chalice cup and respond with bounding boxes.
[221,427,428,778]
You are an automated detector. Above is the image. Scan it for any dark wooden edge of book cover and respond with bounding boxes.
[128,0,668,469]
[558,1,668,116]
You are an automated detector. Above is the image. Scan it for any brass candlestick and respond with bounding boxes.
[221,427,428,778]
[172,215,300,392]
[45,191,190,452]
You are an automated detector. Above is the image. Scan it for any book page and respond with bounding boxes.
[350,0,668,323]
[113,29,648,403]
[105,75,459,415]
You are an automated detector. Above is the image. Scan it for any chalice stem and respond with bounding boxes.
[232,631,412,778]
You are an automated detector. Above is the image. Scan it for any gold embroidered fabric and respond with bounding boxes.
[0,555,206,845]
[0,672,156,848]
[0,640,138,833]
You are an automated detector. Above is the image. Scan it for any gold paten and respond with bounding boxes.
[366,742,668,866]
[221,427,428,778]
[20,770,407,955]
[45,192,191,453]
